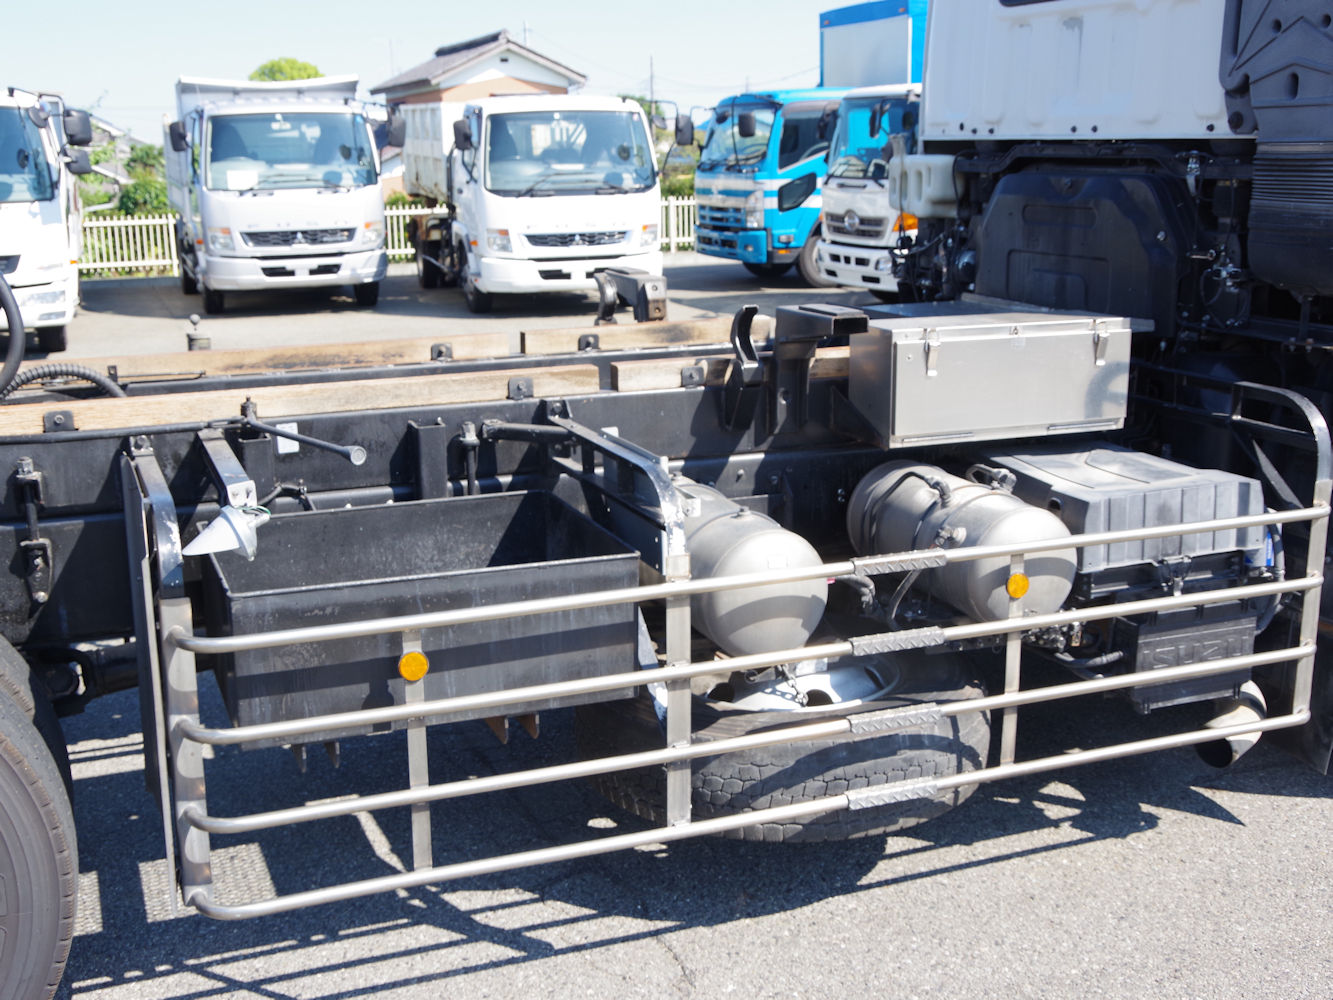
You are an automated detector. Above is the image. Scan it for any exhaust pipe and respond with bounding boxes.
[1196,680,1267,768]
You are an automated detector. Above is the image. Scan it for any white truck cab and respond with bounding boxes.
[166,76,390,315]
[405,94,662,312]
[0,87,93,352]
[814,83,920,299]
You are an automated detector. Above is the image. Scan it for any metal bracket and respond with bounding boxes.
[1092,320,1109,367]
[431,343,453,362]
[14,457,50,605]
[680,364,705,388]
[578,333,600,351]
[42,410,74,432]
[772,304,869,430]
[722,304,764,431]
[196,430,258,508]
[593,268,668,325]
[507,376,534,401]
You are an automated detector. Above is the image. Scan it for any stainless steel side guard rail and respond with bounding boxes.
[124,378,1331,922]
[160,507,1324,921]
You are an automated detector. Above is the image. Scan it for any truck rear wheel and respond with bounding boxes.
[0,641,70,799]
[577,651,990,843]
[0,688,77,1000]
[416,240,442,289]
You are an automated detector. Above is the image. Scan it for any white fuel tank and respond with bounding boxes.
[677,480,827,657]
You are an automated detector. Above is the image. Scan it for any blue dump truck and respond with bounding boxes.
[693,88,847,285]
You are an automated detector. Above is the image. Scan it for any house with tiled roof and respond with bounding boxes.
[370,30,586,107]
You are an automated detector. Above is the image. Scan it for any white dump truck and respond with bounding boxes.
[0,87,93,352]
[165,76,390,314]
[403,94,663,312]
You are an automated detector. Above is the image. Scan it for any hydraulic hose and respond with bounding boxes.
[0,274,29,398]
[0,363,126,402]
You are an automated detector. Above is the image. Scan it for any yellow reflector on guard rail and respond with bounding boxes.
[1006,573,1030,600]
[398,651,429,682]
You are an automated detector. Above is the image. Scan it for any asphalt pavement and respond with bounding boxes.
[49,255,1333,999]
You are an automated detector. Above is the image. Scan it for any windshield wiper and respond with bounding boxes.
[516,175,560,197]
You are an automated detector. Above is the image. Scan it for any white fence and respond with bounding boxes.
[77,199,698,276]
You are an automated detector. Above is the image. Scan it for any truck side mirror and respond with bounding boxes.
[452,118,473,151]
[65,148,93,176]
[168,120,189,153]
[675,114,695,147]
[384,112,406,149]
[737,112,756,138]
[62,109,93,147]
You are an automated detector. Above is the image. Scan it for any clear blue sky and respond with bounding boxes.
[3,0,832,141]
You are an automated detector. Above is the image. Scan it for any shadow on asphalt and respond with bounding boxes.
[56,676,1330,997]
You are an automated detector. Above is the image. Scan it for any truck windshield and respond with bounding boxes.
[827,97,910,180]
[484,110,655,197]
[698,107,774,170]
[0,107,54,203]
[206,112,377,191]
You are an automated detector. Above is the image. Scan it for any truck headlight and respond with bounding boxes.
[744,190,765,229]
[207,227,234,252]
[362,221,385,248]
[486,229,511,253]
[639,224,658,247]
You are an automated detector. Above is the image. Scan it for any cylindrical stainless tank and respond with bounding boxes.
[677,479,827,656]
[846,462,1076,621]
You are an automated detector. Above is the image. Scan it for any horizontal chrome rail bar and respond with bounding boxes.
[176,576,1319,747]
[185,710,1308,921]
[181,643,1307,836]
[170,504,1326,657]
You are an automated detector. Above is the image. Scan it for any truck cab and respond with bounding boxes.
[406,94,663,313]
[693,89,845,284]
[0,87,92,353]
[814,83,920,298]
[166,76,389,315]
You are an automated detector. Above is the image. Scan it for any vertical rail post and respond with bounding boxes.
[663,552,693,826]
[999,553,1025,767]
[401,630,433,871]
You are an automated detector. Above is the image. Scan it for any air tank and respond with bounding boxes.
[846,462,1076,622]
[677,479,827,657]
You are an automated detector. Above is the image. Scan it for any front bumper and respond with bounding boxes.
[816,240,898,293]
[0,274,77,331]
[202,249,387,292]
[475,250,663,294]
[695,227,770,265]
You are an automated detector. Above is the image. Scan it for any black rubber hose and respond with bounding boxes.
[0,363,126,402]
[0,274,29,398]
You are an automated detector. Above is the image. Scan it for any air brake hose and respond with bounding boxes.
[0,363,126,402]
[0,273,28,398]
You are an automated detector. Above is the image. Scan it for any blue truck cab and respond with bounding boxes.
[693,88,847,284]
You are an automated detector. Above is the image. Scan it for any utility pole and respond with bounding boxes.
[650,55,655,114]
[523,20,529,46]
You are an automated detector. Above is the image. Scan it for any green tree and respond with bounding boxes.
[249,58,322,82]
[116,178,169,214]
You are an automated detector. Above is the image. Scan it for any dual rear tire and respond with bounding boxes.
[0,648,75,1000]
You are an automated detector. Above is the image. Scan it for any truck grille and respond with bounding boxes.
[526,232,626,248]
[697,205,745,229]
[242,229,355,248]
[825,212,887,239]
